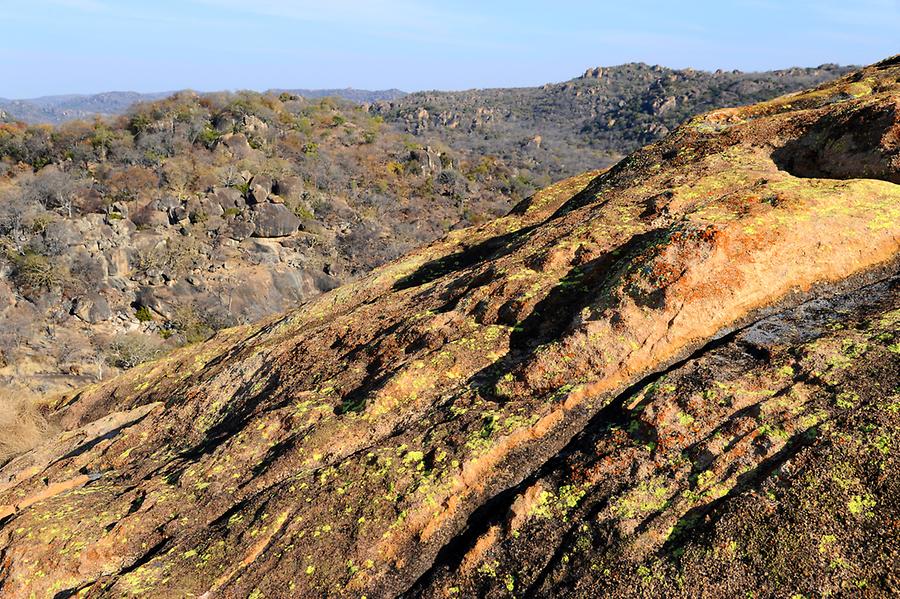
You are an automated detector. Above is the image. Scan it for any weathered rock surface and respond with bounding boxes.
[251,203,302,238]
[71,292,111,323]
[1,58,899,598]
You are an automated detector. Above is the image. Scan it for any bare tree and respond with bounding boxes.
[0,307,36,370]
[104,333,163,370]
[23,168,82,218]
[0,192,43,254]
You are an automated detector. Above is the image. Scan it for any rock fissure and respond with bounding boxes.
[401,321,756,596]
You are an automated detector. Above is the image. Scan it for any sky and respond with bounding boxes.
[2,0,898,98]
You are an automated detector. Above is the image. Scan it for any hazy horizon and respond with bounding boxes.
[0,58,862,101]
[3,0,897,98]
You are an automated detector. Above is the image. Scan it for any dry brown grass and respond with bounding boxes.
[0,394,58,464]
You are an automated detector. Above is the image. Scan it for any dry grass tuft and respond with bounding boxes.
[0,394,58,464]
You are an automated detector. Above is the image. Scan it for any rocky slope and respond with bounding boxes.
[0,57,898,597]
[0,92,518,399]
[372,62,854,182]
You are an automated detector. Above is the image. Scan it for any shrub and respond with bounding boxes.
[197,125,221,148]
[293,205,314,221]
[135,306,154,322]
[128,112,153,135]
[169,303,217,344]
[235,181,251,197]
[101,165,158,202]
[104,333,163,369]
[23,168,82,217]
[12,252,69,296]
[163,235,204,277]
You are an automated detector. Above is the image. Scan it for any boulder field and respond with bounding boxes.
[0,57,898,597]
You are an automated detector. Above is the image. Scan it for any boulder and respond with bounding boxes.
[248,183,269,204]
[202,197,225,217]
[224,217,256,241]
[250,203,301,238]
[202,214,227,235]
[108,216,136,235]
[248,175,274,204]
[272,176,302,200]
[241,239,281,265]
[186,197,224,224]
[107,276,129,292]
[298,219,328,236]
[210,187,244,211]
[220,133,254,159]
[241,115,269,134]
[106,248,130,277]
[134,286,170,319]
[71,293,111,324]
[168,204,188,224]
[0,279,13,313]
[157,196,181,211]
[109,202,129,218]
[212,114,235,133]
[45,219,82,245]
[131,205,169,228]
[72,217,104,244]
[408,145,442,174]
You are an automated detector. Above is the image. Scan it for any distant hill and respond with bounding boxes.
[0,89,408,124]
[1,62,853,133]
[371,63,855,180]
[271,88,408,103]
[0,91,173,124]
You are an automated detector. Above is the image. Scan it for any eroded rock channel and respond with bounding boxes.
[406,272,900,597]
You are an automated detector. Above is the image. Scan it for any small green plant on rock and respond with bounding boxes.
[135,306,154,322]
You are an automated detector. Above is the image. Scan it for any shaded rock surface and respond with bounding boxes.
[0,59,899,598]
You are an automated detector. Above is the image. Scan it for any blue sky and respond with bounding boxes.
[2,0,898,97]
